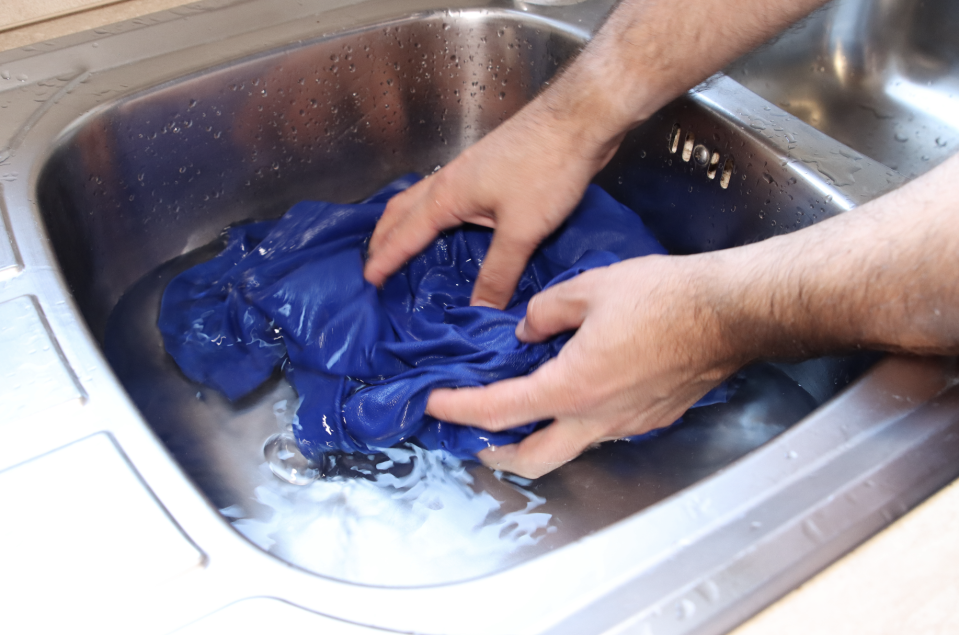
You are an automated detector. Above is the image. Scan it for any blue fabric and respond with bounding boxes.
[159,175,726,461]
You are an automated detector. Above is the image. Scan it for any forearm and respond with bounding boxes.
[705,153,959,366]
[529,0,828,154]
[364,0,831,308]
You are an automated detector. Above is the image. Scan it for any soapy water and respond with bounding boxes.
[220,399,554,585]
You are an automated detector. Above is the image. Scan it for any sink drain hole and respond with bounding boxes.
[682,132,695,162]
[669,123,681,154]
[720,157,735,189]
[706,151,721,179]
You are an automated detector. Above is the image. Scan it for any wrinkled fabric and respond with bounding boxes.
[159,175,726,460]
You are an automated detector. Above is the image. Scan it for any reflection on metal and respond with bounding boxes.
[0,296,83,421]
[0,0,955,632]
[729,0,959,178]
[0,433,205,631]
[0,193,20,280]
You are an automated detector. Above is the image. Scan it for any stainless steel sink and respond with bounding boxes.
[729,0,959,179]
[2,0,959,633]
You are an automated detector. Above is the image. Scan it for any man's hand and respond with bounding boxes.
[427,154,959,478]
[364,101,623,309]
[426,255,739,478]
[363,0,827,307]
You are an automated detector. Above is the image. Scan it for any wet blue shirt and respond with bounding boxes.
[159,176,725,460]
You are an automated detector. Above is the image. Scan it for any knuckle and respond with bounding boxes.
[477,399,509,431]
[510,462,548,480]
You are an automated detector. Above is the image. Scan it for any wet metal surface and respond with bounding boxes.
[729,0,959,179]
[0,295,83,420]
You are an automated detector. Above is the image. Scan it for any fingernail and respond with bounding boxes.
[515,318,526,339]
[472,299,496,309]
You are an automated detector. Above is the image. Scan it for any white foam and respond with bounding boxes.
[226,443,553,585]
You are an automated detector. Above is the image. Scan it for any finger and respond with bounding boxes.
[426,363,565,431]
[364,194,459,287]
[470,230,539,309]
[476,417,598,479]
[515,275,591,343]
[367,188,417,257]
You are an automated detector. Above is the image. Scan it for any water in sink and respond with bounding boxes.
[225,439,554,586]
[101,224,846,586]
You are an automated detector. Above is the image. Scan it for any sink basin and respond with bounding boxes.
[3,0,959,632]
[729,0,959,179]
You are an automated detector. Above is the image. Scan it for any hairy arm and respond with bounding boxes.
[426,153,959,478]
[363,0,828,307]
[720,155,959,359]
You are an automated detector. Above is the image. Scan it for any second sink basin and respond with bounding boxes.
[729,0,959,179]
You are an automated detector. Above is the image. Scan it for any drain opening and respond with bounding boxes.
[669,123,681,154]
[682,133,695,162]
[706,151,721,179]
[720,158,735,189]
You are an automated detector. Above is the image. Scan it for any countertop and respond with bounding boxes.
[2,1,957,633]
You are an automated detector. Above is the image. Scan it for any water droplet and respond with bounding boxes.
[0,70,10,80]
[894,132,909,142]
[936,137,948,147]
[264,432,319,485]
